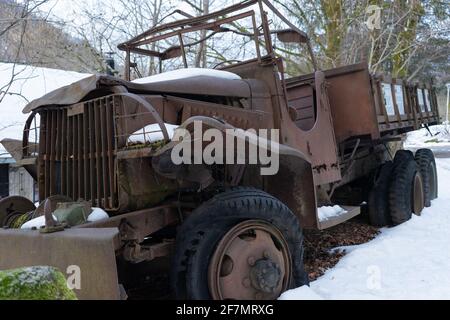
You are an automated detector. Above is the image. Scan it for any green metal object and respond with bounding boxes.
[53,202,91,227]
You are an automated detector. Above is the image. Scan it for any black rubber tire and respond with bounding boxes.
[415,149,438,206]
[394,150,414,166]
[368,161,394,227]
[389,159,420,225]
[170,187,308,300]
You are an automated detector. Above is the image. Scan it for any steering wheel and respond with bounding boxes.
[213,60,242,69]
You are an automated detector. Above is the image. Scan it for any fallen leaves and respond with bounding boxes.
[303,219,380,281]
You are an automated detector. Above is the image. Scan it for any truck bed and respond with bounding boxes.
[286,63,440,145]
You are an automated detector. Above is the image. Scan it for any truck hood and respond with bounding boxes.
[23,70,256,114]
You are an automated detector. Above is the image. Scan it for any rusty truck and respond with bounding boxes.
[0,0,440,300]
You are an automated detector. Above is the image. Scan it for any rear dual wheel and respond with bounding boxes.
[171,188,308,300]
[368,161,394,227]
[389,158,424,225]
[369,149,432,227]
[415,149,438,207]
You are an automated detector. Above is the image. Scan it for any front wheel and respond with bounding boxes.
[171,188,308,300]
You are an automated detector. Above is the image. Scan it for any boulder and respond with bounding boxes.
[0,266,77,300]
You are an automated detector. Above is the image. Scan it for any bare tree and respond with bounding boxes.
[64,0,178,78]
[272,0,449,84]
[0,0,51,103]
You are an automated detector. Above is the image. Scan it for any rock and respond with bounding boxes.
[0,266,77,300]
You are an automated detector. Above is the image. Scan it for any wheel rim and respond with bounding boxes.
[412,172,425,215]
[208,220,291,300]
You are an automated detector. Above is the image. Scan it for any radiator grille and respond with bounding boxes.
[38,96,118,210]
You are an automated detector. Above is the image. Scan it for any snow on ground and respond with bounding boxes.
[318,206,348,222]
[0,63,91,157]
[281,149,450,300]
[132,68,241,84]
[405,124,450,151]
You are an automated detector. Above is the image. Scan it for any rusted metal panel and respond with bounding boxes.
[288,64,380,144]
[88,101,96,204]
[106,97,116,208]
[83,104,90,200]
[284,71,342,186]
[67,103,84,117]
[78,206,179,244]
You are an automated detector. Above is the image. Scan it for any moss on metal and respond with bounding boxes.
[0,266,77,300]
[117,157,178,212]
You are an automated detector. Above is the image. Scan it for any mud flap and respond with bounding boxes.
[0,228,121,300]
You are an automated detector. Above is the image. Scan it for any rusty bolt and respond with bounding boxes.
[264,251,270,259]
[248,256,256,266]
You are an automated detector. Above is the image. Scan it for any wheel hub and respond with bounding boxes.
[208,220,291,300]
[250,258,282,293]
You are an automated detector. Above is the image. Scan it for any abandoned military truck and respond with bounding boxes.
[0,0,440,300]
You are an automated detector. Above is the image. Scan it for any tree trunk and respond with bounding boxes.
[195,0,209,68]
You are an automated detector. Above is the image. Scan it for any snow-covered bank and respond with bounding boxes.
[0,63,90,157]
[405,124,450,150]
[281,157,450,300]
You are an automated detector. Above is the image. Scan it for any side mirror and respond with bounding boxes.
[276,29,309,44]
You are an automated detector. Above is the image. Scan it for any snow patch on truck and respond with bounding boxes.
[132,68,241,84]
[129,123,179,144]
[87,208,109,222]
[318,206,348,222]
[21,215,58,230]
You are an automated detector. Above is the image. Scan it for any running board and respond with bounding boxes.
[318,206,361,230]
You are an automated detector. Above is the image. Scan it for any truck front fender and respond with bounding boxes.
[153,116,318,229]
[264,152,317,229]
